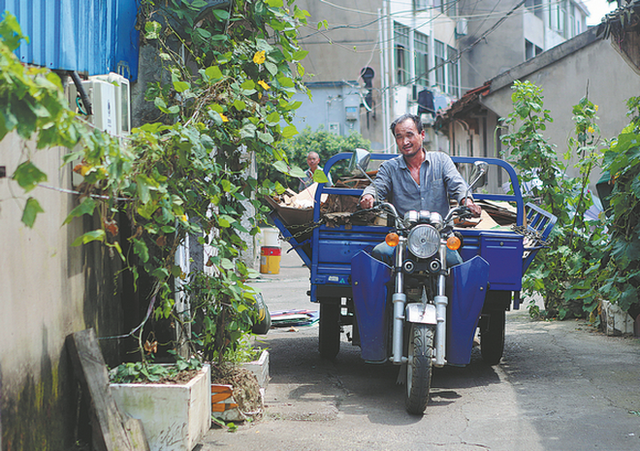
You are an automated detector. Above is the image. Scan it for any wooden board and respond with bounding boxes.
[66,329,150,451]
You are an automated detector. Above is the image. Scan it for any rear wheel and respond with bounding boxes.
[319,299,340,359]
[480,309,505,365]
[405,323,434,415]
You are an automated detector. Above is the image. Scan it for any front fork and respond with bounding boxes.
[391,239,448,367]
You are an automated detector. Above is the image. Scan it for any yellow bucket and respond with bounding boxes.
[260,246,281,274]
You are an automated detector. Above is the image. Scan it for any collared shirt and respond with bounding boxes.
[362,151,468,218]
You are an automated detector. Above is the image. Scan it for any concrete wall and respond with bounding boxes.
[482,32,640,184]
[0,131,126,448]
[291,83,363,139]
[458,0,528,91]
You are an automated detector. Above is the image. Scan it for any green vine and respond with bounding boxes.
[597,96,640,317]
[500,81,606,319]
[2,0,311,368]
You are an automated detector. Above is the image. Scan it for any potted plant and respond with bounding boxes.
[109,355,211,451]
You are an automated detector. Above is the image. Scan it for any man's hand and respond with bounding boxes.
[360,194,375,209]
[464,198,482,218]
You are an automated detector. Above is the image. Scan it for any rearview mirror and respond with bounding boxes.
[349,148,378,203]
[349,148,371,176]
[468,161,488,191]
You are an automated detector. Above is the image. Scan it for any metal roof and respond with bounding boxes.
[0,0,140,81]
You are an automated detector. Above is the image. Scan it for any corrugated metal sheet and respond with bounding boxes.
[0,0,140,81]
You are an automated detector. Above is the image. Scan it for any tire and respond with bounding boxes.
[251,292,271,335]
[481,309,505,365]
[319,299,341,359]
[405,323,434,415]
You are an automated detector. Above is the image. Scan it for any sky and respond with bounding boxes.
[583,0,618,25]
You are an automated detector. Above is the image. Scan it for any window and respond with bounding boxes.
[569,3,582,37]
[447,45,459,97]
[414,0,428,12]
[525,39,543,60]
[551,0,567,33]
[414,32,429,87]
[394,23,410,85]
[525,0,543,19]
[434,40,445,91]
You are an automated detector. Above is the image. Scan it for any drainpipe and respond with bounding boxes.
[380,2,391,152]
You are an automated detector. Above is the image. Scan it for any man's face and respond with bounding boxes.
[307,153,320,171]
[394,119,424,158]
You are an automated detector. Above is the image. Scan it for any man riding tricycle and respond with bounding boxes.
[269,114,556,415]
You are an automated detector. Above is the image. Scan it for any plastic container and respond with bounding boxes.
[260,246,281,274]
[262,228,281,248]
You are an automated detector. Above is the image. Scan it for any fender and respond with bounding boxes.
[351,250,392,362]
[405,302,437,325]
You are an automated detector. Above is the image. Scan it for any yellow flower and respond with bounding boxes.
[258,80,270,90]
[219,112,229,122]
[253,50,266,65]
[594,104,599,112]
[180,214,188,222]
[588,126,595,133]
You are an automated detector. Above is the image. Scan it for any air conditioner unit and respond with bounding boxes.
[67,73,131,186]
[92,73,131,135]
[68,72,131,136]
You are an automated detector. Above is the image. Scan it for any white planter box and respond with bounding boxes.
[110,364,211,451]
[240,349,269,388]
[601,300,635,335]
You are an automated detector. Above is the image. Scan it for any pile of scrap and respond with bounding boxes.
[476,200,518,225]
[265,184,327,226]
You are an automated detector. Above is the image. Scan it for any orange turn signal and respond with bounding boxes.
[385,232,400,247]
[446,235,461,251]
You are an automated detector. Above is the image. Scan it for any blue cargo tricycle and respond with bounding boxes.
[269,151,556,414]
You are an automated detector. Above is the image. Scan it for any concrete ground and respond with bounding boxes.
[200,243,640,451]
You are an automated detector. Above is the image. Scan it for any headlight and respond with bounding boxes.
[407,224,440,259]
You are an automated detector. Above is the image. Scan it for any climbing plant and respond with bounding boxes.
[3,0,312,365]
[0,13,83,226]
[597,96,640,318]
[500,81,606,319]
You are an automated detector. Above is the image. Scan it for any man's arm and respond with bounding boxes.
[442,155,481,218]
[360,161,392,209]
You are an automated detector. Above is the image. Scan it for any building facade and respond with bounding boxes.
[294,0,462,152]
[457,0,589,91]
[292,0,590,154]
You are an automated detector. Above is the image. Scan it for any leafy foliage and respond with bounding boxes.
[500,81,606,319]
[597,97,640,316]
[0,13,82,226]
[109,352,202,383]
[2,0,311,368]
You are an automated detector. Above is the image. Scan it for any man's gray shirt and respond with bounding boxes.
[362,151,468,218]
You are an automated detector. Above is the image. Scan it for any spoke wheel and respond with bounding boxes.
[405,323,434,415]
[319,299,340,359]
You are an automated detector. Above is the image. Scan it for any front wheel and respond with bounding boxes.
[405,324,434,415]
[319,299,341,359]
[480,309,505,365]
